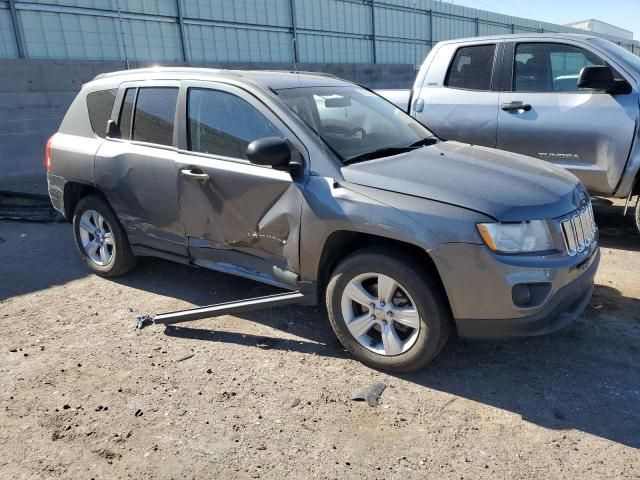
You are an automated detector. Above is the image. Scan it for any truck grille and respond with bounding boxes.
[560,203,597,257]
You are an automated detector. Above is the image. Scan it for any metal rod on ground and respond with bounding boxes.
[148,291,306,327]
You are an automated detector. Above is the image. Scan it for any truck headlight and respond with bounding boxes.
[477,220,553,253]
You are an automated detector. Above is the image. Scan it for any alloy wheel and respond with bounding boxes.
[78,209,115,266]
[340,272,420,356]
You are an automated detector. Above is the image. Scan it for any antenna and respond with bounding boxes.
[289,0,299,73]
[292,37,298,73]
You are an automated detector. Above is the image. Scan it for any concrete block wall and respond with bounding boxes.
[0,59,415,178]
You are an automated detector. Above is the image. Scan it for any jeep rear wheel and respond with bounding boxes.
[326,248,451,372]
[72,195,137,277]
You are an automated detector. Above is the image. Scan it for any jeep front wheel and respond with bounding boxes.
[325,248,451,372]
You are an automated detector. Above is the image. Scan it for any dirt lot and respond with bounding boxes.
[1,199,639,479]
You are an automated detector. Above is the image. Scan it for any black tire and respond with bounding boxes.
[325,247,451,372]
[635,196,640,237]
[72,194,137,278]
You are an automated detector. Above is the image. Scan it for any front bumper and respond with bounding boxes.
[430,241,600,340]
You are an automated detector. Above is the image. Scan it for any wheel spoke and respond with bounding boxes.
[99,245,110,264]
[381,323,403,356]
[347,313,376,339]
[87,240,100,257]
[391,307,420,329]
[377,274,397,303]
[344,282,375,307]
[79,216,95,234]
[103,232,114,246]
[96,213,106,230]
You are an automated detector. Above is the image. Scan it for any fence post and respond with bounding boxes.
[474,17,479,36]
[289,0,299,63]
[114,0,130,69]
[370,0,377,64]
[429,10,433,48]
[8,0,26,58]
[175,0,188,62]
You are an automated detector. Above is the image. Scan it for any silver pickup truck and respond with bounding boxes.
[379,33,640,234]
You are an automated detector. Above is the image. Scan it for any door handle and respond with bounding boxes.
[501,102,532,112]
[180,168,209,181]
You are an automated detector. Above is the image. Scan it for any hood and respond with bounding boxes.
[341,141,585,221]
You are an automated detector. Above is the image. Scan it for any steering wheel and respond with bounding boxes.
[348,127,366,138]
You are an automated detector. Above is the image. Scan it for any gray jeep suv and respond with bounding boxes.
[47,68,599,371]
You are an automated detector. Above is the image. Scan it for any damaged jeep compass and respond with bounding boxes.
[47,68,599,372]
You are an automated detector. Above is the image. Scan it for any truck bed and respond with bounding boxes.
[376,89,411,112]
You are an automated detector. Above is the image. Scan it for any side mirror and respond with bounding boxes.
[106,119,120,138]
[247,137,292,169]
[577,66,615,92]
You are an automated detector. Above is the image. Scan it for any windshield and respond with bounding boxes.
[591,38,640,77]
[276,85,436,163]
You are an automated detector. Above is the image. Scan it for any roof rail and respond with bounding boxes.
[93,67,339,81]
[93,66,224,80]
[256,70,338,78]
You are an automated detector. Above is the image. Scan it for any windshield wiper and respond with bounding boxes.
[407,136,439,148]
[343,137,439,165]
[344,146,416,164]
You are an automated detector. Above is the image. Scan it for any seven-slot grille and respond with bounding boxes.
[560,202,597,256]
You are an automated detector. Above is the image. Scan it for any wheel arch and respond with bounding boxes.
[62,181,105,221]
[314,230,450,311]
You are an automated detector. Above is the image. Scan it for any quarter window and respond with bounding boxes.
[86,89,117,138]
[445,44,496,91]
[131,87,178,146]
[187,88,283,160]
[514,43,606,92]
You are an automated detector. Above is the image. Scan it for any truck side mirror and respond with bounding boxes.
[247,137,292,169]
[106,119,120,138]
[577,66,616,92]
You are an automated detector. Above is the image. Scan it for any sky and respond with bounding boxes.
[445,0,640,40]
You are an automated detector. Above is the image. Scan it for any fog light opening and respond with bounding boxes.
[512,284,531,307]
[512,283,552,308]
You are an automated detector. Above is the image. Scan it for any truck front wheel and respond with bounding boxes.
[325,248,451,372]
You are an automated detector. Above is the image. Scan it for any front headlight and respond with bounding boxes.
[477,220,553,253]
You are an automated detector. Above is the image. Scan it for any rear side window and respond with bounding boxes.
[187,88,283,160]
[86,89,116,138]
[445,44,496,91]
[132,87,178,146]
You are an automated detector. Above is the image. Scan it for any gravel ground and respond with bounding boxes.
[1,200,639,479]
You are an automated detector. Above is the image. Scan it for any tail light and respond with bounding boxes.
[46,135,54,172]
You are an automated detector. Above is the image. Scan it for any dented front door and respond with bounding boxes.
[176,83,303,287]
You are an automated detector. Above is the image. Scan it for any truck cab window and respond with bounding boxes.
[514,43,606,92]
[445,44,496,90]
